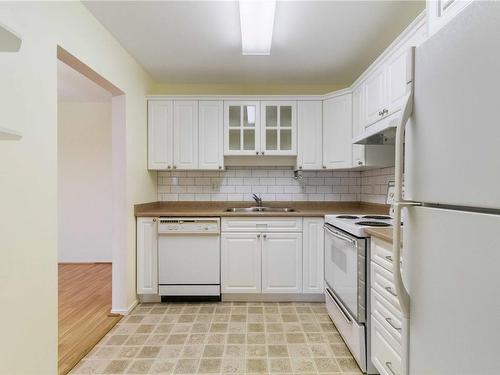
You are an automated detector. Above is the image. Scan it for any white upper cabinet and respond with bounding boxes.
[224,101,260,155]
[386,47,412,115]
[364,68,387,127]
[148,100,173,170]
[260,101,297,156]
[199,101,224,170]
[261,233,302,294]
[352,86,366,167]
[427,0,473,37]
[323,94,353,169]
[173,101,198,170]
[297,101,323,170]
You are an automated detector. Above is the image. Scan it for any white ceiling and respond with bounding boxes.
[57,60,112,102]
[84,1,424,85]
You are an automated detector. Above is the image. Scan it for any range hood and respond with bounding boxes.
[352,110,400,145]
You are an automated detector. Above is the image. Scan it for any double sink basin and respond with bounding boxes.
[225,206,296,213]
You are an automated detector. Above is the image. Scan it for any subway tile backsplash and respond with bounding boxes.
[157,166,394,203]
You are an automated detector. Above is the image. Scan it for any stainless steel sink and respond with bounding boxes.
[225,207,296,213]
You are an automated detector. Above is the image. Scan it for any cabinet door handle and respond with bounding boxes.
[255,151,259,155]
[263,234,267,239]
[385,362,396,375]
[167,165,171,169]
[385,317,402,331]
[299,166,302,169]
[385,255,393,262]
[218,166,222,170]
[257,234,261,238]
[173,165,177,169]
[383,108,389,115]
[378,110,383,116]
[261,151,265,155]
[385,286,397,297]
[153,218,157,222]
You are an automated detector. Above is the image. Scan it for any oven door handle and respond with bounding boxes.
[323,225,357,245]
[325,288,352,324]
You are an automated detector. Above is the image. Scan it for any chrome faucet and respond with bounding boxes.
[252,194,263,207]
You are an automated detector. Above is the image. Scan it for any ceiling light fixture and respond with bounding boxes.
[239,0,276,55]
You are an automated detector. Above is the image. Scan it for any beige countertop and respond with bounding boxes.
[365,227,394,244]
[135,201,390,218]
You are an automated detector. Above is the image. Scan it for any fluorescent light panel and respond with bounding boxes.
[239,0,276,55]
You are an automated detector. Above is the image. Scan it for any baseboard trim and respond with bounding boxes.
[58,262,112,265]
[111,299,138,315]
[222,293,325,302]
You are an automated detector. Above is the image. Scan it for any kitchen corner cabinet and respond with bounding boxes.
[148,100,173,170]
[221,232,262,293]
[297,101,323,170]
[199,100,224,170]
[224,101,261,155]
[173,100,198,169]
[260,101,297,156]
[323,94,353,169]
[137,217,158,294]
[302,218,324,293]
[262,233,302,293]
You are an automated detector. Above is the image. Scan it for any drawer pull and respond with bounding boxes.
[385,361,396,375]
[385,286,397,297]
[385,255,393,262]
[385,317,402,331]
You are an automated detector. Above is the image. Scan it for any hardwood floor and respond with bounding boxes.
[58,263,122,375]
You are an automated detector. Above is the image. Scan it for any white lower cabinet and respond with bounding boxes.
[137,217,158,294]
[221,233,262,293]
[221,217,324,295]
[302,217,324,293]
[370,237,404,375]
[262,233,302,293]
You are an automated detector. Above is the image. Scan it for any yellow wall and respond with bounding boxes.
[0,3,156,374]
[151,82,347,95]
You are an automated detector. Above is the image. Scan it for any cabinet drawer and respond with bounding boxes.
[325,288,365,368]
[371,288,403,344]
[221,217,302,232]
[371,237,394,272]
[371,315,402,375]
[371,261,400,310]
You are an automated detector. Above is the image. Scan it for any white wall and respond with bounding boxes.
[58,102,112,263]
[0,3,156,374]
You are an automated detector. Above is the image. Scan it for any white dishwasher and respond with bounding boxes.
[158,217,220,300]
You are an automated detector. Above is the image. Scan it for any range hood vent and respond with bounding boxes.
[352,110,401,145]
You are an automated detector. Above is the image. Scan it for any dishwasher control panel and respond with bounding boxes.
[158,217,220,234]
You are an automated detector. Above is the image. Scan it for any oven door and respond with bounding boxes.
[324,224,364,322]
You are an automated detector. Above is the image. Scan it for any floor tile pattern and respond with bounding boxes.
[71,302,362,375]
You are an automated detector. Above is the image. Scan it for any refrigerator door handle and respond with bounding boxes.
[393,46,420,319]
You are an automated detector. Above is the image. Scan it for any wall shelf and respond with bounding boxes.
[0,127,22,140]
[0,23,22,52]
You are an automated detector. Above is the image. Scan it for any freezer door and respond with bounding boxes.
[403,206,500,374]
[406,2,500,209]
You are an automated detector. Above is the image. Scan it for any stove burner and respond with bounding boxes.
[362,215,391,220]
[336,215,359,219]
[356,221,391,227]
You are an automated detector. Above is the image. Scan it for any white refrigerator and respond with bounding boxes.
[392,2,500,374]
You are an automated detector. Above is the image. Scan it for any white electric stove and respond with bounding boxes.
[323,213,393,374]
[324,214,392,237]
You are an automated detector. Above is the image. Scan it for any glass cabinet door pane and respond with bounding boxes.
[280,106,292,127]
[280,129,292,150]
[243,105,256,127]
[243,129,255,150]
[266,106,278,127]
[266,129,278,150]
[229,129,241,150]
[229,106,241,127]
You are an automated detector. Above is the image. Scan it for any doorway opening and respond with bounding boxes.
[57,47,126,375]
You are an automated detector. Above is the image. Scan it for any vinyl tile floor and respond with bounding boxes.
[70,302,362,375]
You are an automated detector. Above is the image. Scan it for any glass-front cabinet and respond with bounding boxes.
[260,101,297,155]
[224,101,261,155]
